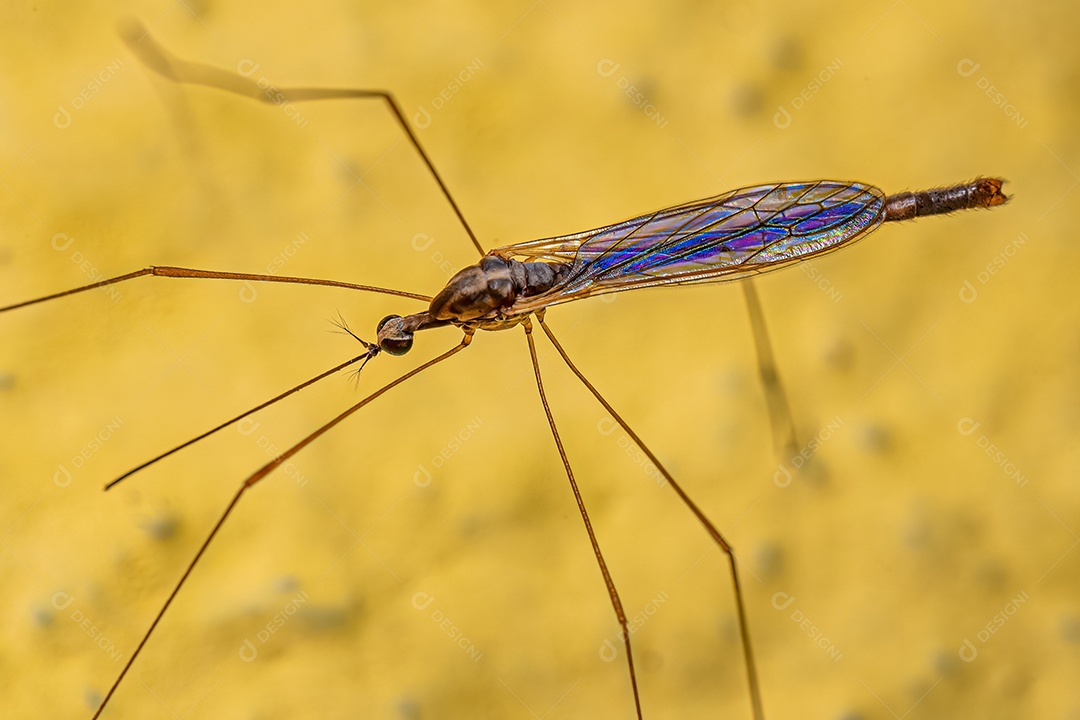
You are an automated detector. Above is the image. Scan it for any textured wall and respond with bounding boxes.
[1,2,1074,718]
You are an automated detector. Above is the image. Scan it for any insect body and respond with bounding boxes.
[377,179,1007,354]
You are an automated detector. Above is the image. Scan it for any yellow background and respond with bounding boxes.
[1,1,1076,718]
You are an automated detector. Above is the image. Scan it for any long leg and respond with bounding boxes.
[741,280,800,461]
[0,265,429,313]
[537,313,765,720]
[2,266,418,491]
[522,317,643,720]
[90,333,472,719]
[735,179,1008,469]
[121,21,485,257]
[122,22,806,484]
[105,350,375,490]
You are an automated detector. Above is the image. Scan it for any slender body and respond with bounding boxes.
[377,178,1007,354]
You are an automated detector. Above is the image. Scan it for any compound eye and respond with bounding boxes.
[380,334,413,356]
[376,315,414,356]
[377,315,401,332]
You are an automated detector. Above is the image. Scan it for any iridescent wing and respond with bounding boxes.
[497,181,886,314]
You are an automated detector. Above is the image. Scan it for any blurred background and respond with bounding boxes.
[1,1,1076,718]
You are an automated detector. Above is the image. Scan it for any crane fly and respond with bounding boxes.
[0,22,1008,720]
